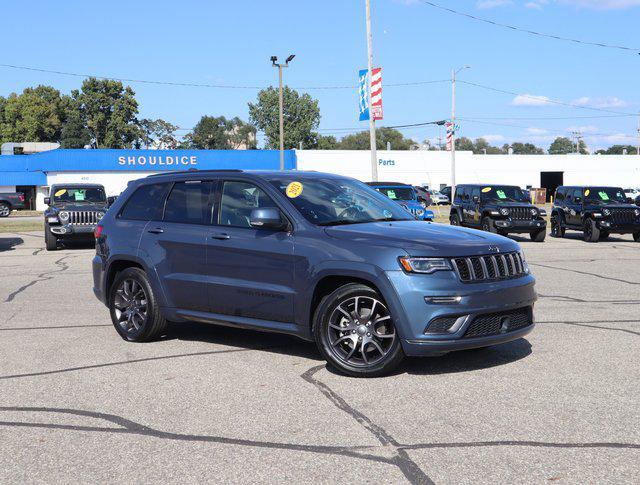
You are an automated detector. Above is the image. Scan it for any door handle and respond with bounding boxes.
[212,233,230,240]
[148,228,164,234]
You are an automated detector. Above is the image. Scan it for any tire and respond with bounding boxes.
[109,267,167,342]
[599,231,610,241]
[0,202,10,218]
[313,283,404,378]
[530,228,546,242]
[633,231,640,242]
[450,213,461,226]
[583,218,600,243]
[550,213,565,238]
[44,224,58,251]
[481,217,498,234]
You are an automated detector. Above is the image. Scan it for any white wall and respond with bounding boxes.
[296,150,640,189]
[0,185,16,192]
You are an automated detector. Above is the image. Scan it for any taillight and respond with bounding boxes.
[94,225,103,238]
[19,194,25,201]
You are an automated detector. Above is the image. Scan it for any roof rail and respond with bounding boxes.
[147,169,244,178]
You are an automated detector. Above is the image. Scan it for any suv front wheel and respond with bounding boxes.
[481,217,497,234]
[550,213,565,238]
[583,218,600,243]
[314,283,404,377]
[109,267,167,342]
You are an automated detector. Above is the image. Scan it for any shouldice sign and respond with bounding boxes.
[118,155,197,167]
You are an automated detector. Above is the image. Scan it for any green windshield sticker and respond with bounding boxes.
[387,190,397,200]
[496,190,507,199]
[598,191,609,201]
[74,191,85,201]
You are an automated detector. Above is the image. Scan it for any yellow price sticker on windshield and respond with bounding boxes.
[584,189,590,196]
[286,181,303,198]
[54,189,66,197]
[481,187,492,193]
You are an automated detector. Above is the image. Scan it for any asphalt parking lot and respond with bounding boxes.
[0,230,638,484]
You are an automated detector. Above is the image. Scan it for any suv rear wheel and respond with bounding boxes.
[314,283,404,377]
[0,202,10,218]
[109,267,167,342]
[583,218,600,243]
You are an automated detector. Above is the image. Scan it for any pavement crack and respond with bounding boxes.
[530,263,640,286]
[301,365,433,485]
[4,255,73,303]
[398,439,640,451]
[539,320,640,336]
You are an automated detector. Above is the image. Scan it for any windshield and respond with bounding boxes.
[584,187,627,204]
[269,177,414,226]
[480,186,529,203]
[52,187,106,204]
[373,187,415,201]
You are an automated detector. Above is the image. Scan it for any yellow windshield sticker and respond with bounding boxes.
[286,181,303,198]
[584,189,590,196]
[481,187,492,193]
[54,189,66,197]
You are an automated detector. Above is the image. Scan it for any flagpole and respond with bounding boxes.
[365,0,378,182]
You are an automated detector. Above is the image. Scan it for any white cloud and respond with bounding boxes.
[559,0,640,9]
[566,125,598,133]
[527,127,548,135]
[572,96,629,108]
[511,94,552,106]
[524,0,549,8]
[480,134,506,143]
[476,0,513,8]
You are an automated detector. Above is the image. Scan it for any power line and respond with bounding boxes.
[458,113,635,121]
[0,63,448,91]
[416,1,640,53]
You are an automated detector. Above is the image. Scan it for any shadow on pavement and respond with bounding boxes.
[0,237,23,252]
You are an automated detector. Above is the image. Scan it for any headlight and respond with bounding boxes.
[58,211,70,221]
[519,250,530,274]
[602,208,611,216]
[499,208,510,216]
[635,209,640,217]
[399,257,452,274]
[593,212,602,218]
[538,209,547,216]
[97,211,106,219]
[530,208,538,216]
[415,209,425,217]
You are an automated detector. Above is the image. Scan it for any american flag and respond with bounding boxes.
[370,67,383,121]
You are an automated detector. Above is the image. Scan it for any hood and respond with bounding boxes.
[491,201,534,208]
[324,221,519,257]
[51,202,108,211]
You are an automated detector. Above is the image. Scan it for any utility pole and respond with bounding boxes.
[271,54,295,170]
[571,130,583,154]
[637,112,640,156]
[365,0,378,181]
[450,66,470,198]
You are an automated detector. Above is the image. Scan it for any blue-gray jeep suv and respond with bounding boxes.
[93,170,536,377]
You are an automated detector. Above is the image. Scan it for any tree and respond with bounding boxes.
[597,144,637,155]
[60,110,92,148]
[549,137,575,155]
[0,85,68,143]
[315,134,338,150]
[473,138,503,154]
[72,78,140,148]
[454,137,474,151]
[183,116,256,150]
[510,142,544,155]
[337,128,416,150]
[138,118,179,149]
[248,86,320,149]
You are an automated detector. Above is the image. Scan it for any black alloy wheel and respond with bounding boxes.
[633,231,640,242]
[109,267,167,342]
[314,284,404,377]
[550,214,565,238]
[450,213,461,226]
[583,218,600,243]
[530,228,546,242]
[0,203,10,218]
[44,224,58,251]
[482,217,497,233]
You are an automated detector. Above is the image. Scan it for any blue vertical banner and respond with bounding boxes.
[358,69,370,121]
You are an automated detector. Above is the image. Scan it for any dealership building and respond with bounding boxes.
[1,145,639,210]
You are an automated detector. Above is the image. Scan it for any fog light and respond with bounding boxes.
[424,296,462,304]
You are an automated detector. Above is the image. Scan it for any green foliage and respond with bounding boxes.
[337,127,416,150]
[454,136,475,152]
[137,118,179,149]
[595,144,637,155]
[183,116,256,149]
[60,109,91,148]
[72,78,140,148]
[248,86,320,149]
[0,85,68,143]
[314,134,338,150]
[510,142,544,155]
[549,137,576,155]
[472,138,503,154]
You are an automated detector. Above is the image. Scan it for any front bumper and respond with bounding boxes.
[595,220,640,234]
[49,223,96,237]
[494,218,546,233]
[384,270,537,357]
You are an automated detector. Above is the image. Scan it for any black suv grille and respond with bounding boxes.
[463,307,533,338]
[452,252,526,283]
[510,207,535,220]
[69,211,101,225]
[610,208,636,224]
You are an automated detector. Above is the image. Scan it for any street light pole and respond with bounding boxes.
[450,66,470,199]
[365,0,378,181]
[271,54,295,170]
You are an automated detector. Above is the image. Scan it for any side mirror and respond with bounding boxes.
[107,196,117,207]
[44,197,51,205]
[472,195,480,203]
[250,208,287,230]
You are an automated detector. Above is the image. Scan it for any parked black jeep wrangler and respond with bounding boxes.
[450,184,547,242]
[551,186,640,242]
[44,184,109,250]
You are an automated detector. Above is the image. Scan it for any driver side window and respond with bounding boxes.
[219,181,278,228]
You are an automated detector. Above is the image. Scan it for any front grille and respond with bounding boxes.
[463,307,532,338]
[69,211,101,225]
[509,207,534,220]
[452,252,526,283]
[610,208,636,224]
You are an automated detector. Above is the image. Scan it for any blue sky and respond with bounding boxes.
[1,0,639,150]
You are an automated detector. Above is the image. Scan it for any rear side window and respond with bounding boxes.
[555,189,565,201]
[164,181,213,225]
[120,183,171,221]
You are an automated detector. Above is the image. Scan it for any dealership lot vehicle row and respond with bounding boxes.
[0,231,638,483]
